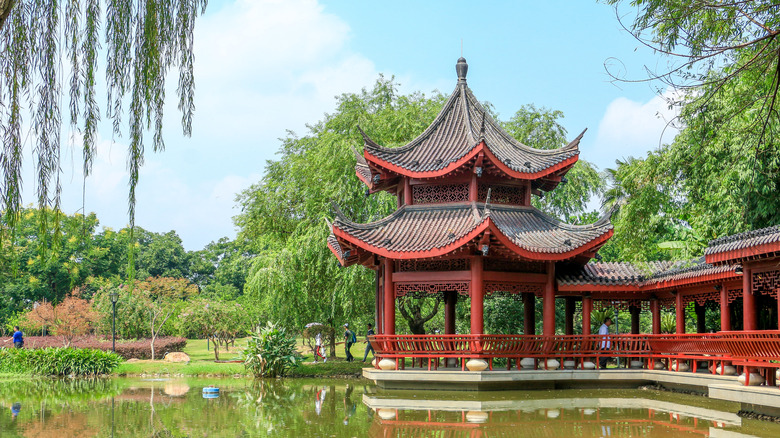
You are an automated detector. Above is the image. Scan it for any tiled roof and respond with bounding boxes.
[705,225,780,257]
[361,65,580,178]
[557,261,674,286]
[557,257,739,287]
[331,203,612,258]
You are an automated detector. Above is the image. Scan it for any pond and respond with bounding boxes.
[0,377,779,437]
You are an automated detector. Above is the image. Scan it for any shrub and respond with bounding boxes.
[10,335,187,360]
[24,294,98,347]
[0,347,122,376]
[242,322,301,378]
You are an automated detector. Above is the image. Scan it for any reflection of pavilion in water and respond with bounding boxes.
[364,396,750,438]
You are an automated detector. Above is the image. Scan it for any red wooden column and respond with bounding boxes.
[383,257,395,335]
[629,306,640,334]
[675,292,685,334]
[543,262,556,336]
[582,295,592,336]
[469,174,478,202]
[403,178,413,206]
[375,269,382,334]
[444,291,457,334]
[523,293,536,335]
[650,299,661,334]
[743,266,757,330]
[720,283,730,331]
[564,297,575,335]
[470,256,484,334]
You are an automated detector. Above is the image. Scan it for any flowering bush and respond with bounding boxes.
[7,335,186,360]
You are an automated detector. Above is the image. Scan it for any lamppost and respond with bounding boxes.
[110,291,119,353]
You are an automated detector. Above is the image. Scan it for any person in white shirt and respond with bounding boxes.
[598,317,613,369]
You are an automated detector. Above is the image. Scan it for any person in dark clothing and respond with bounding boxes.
[344,324,356,362]
[362,323,375,363]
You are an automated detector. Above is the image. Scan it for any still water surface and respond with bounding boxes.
[0,377,779,437]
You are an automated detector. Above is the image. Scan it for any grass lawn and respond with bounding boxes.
[114,337,374,378]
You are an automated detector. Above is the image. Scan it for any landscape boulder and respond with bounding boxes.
[164,352,190,363]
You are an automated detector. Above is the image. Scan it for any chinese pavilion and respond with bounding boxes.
[327,58,780,340]
[327,57,613,337]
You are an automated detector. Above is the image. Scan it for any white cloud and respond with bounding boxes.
[591,90,681,170]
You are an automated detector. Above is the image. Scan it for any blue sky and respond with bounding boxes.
[45,0,679,250]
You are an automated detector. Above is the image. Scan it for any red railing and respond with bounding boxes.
[369,331,780,382]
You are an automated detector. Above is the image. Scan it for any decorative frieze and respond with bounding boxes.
[396,258,469,272]
[412,183,469,204]
[753,269,780,298]
[478,184,525,205]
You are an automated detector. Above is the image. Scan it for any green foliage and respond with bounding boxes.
[177,299,251,360]
[661,312,676,334]
[502,104,605,222]
[483,297,524,334]
[0,0,207,233]
[0,347,122,376]
[243,322,301,378]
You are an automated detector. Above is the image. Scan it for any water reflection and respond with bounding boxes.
[0,378,778,437]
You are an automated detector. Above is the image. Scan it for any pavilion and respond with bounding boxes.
[328,58,780,340]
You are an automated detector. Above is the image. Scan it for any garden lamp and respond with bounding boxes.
[110,291,119,353]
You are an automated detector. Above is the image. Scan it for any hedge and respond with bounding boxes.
[11,336,187,360]
[0,347,122,376]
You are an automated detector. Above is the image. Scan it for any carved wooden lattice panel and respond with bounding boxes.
[659,297,677,310]
[727,288,742,303]
[395,282,470,298]
[753,270,780,298]
[478,184,526,205]
[484,258,545,273]
[412,184,469,204]
[396,259,470,272]
[484,282,543,297]
[593,299,649,312]
[682,291,720,306]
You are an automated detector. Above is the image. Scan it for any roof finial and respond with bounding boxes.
[456,57,468,84]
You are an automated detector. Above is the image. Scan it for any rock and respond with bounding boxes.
[378,359,396,370]
[563,360,576,369]
[716,365,737,376]
[543,359,560,370]
[520,358,536,369]
[126,358,140,363]
[776,369,780,385]
[630,360,644,369]
[579,361,596,370]
[672,361,690,372]
[738,372,765,386]
[653,361,666,370]
[164,352,190,363]
[371,358,377,368]
[466,359,489,371]
[465,411,489,423]
[546,409,560,419]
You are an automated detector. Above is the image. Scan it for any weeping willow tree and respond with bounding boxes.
[0,0,207,233]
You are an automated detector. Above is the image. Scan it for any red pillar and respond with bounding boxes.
[582,295,592,336]
[675,292,685,334]
[383,258,395,335]
[630,306,640,334]
[651,299,661,334]
[444,291,457,334]
[720,283,730,331]
[564,297,575,335]
[375,269,382,334]
[743,266,757,331]
[543,262,556,336]
[403,178,412,206]
[523,293,536,335]
[469,174,478,202]
[470,256,484,334]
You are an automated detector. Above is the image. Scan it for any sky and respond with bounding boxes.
[42,0,680,251]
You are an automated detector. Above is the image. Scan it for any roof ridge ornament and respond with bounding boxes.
[456,57,468,84]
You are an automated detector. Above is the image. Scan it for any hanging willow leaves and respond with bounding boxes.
[0,0,207,235]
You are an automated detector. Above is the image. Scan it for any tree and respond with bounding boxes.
[0,0,207,238]
[177,298,250,360]
[502,104,605,222]
[24,293,97,347]
[607,1,780,156]
[398,296,440,335]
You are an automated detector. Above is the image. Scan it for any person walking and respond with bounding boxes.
[599,317,613,369]
[362,323,375,363]
[343,324,356,362]
[314,332,327,363]
[5,326,23,349]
